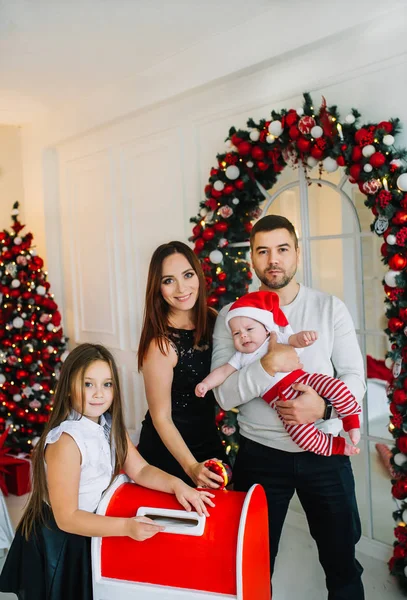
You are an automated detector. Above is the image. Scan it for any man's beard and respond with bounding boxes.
[257,267,296,290]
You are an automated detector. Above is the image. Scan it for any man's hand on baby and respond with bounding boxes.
[195,383,208,397]
[295,330,318,348]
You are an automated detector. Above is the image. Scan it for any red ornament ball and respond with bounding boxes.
[223,184,235,196]
[217,272,227,282]
[285,110,298,127]
[288,125,300,140]
[377,121,393,134]
[369,152,386,168]
[257,161,269,172]
[202,227,215,241]
[351,146,363,162]
[349,164,361,181]
[310,145,323,160]
[207,294,219,307]
[392,479,407,500]
[235,179,245,190]
[194,238,205,253]
[296,137,311,153]
[238,141,252,156]
[298,116,316,135]
[244,222,253,233]
[399,307,407,322]
[388,317,404,333]
[393,389,407,405]
[215,285,227,296]
[214,222,228,234]
[380,243,388,258]
[393,211,407,226]
[389,254,407,271]
[251,146,265,161]
[336,156,346,167]
[192,224,202,238]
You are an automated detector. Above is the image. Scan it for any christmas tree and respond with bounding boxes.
[0,202,68,453]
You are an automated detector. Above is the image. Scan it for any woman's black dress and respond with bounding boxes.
[138,327,228,485]
[0,503,92,600]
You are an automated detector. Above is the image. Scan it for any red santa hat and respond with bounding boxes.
[225,291,289,332]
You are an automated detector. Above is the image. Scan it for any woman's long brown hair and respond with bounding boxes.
[138,241,216,370]
[19,343,128,540]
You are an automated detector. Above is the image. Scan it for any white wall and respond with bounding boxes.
[19,10,407,437]
[0,126,25,230]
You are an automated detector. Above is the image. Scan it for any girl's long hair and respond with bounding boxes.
[19,343,128,540]
[137,241,216,370]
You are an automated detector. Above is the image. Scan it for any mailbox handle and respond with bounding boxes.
[135,507,206,536]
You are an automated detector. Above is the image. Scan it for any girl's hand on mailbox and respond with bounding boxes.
[127,516,165,541]
[173,479,215,517]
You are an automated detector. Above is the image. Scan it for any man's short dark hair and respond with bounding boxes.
[250,215,299,250]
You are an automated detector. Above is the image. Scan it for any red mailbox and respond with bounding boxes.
[92,475,271,600]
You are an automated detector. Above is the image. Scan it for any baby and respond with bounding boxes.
[196,291,361,456]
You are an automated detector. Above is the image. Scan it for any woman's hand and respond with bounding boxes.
[172,479,215,517]
[187,459,225,489]
[126,516,164,541]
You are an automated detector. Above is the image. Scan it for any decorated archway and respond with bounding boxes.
[189,93,407,588]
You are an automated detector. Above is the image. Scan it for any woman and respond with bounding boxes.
[137,241,228,488]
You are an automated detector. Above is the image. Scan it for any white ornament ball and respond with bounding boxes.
[310,125,323,139]
[12,317,24,328]
[363,164,373,173]
[394,453,407,467]
[268,120,283,137]
[322,157,338,173]
[384,270,401,288]
[209,250,223,264]
[225,165,240,180]
[213,180,224,192]
[249,130,260,142]
[31,249,37,256]
[200,207,208,217]
[14,237,22,245]
[387,234,397,246]
[47,323,54,331]
[383,134,395,146]
[224,140,233,149]
[13,394,21,402]
[232,197,240,205]
[345,114,356,124]
[22,387,32,397]
[385,357,393,369]
[0,374,5,385]
[246,161,254,168]
[47,345,55,353]
[11,279,20,288]
[362,144,375,158]
[36,285,46,296]
[403,509,407,524]
[266,135,275,144]
[296,108,304,116]
[32,383,42,391]
[307,157,318,168]
[397,173,407,192]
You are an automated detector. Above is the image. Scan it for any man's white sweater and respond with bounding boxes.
[212,284,366,452]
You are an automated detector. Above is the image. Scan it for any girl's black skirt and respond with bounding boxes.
[0,503,92,600]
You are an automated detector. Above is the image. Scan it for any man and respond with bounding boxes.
[212,215,365,599]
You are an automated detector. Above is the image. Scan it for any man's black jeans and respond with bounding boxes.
[234,436,364,600]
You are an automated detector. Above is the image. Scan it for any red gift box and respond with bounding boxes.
[4,457,31,496]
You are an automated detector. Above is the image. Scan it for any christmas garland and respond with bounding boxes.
[189,92,407,591]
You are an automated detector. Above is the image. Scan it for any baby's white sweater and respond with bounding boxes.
[212,284,366,452]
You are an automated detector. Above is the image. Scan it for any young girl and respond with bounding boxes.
[196,291,361,457]
[0,343,214,600]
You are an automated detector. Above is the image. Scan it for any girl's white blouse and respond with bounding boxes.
[45,411,115,512]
